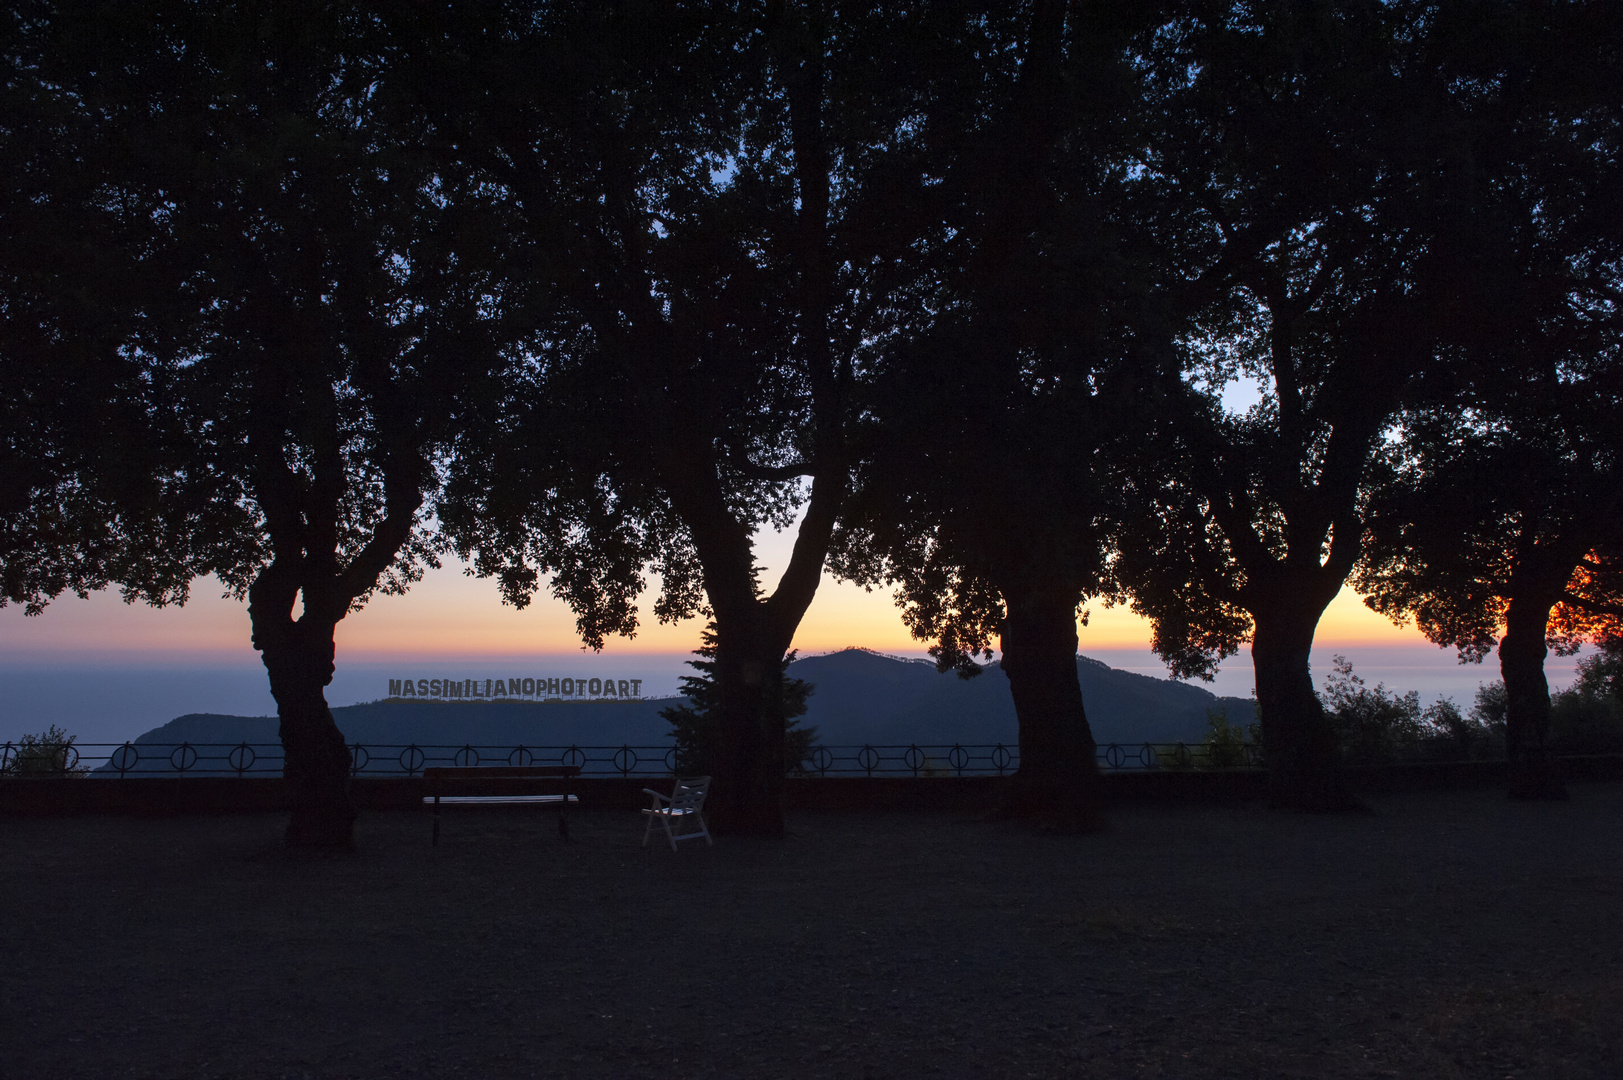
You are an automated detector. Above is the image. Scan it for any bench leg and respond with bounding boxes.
[558,805,569,842]
[432,796,440,846]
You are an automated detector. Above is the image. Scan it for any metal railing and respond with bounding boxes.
[1,740,1270,779]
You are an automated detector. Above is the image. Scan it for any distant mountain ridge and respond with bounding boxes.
[108,649,1252,769]
[789,649,1253,746]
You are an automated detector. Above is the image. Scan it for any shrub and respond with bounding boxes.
[1549,639,1623,753]
[1203,708,1260,767]
[1471,680,1508,733]
[1320,656,1426,764]
[1421,696,1500,759]
[5,725,89,777]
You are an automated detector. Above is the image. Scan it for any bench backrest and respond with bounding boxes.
[423,766,580,793]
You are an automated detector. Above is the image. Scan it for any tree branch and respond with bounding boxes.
[727,450,817,481]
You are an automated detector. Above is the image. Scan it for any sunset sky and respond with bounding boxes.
[0,520,1428,663]
[0,378,1440,664]
[0,517,1584,747]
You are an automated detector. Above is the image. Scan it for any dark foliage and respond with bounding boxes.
[1351,1,1623,795]
[408,2,1006,833]
[1318,658,1503,765]
[1202,709,1260,769]
[0,3,193,616]
[661,627,817,777]
[9,2,518,845]
[1550,640,1623,753]
[2,725,88,777]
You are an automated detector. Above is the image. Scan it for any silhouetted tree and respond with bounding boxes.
[1115,2,1453,809]
[16,2,515,845]
[0,5,188,618]
[1353,1,1623,798]
[829,2,1178,827]
[660,625,816,776]
[1357,419,1623,795]
[406,2,950,834]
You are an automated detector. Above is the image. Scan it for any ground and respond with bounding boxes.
[2,786,1619,1079]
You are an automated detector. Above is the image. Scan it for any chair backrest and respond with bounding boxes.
[671,776,710,814]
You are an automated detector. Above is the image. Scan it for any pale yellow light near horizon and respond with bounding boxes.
[0,550,1426,661]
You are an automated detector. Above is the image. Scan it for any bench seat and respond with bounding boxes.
[423,765,580,844]
[424,794,580,806]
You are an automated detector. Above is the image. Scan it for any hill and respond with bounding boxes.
[790,649,1254,746]
[102,650,1252,772]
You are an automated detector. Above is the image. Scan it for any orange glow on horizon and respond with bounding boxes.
[0,556,1431,662]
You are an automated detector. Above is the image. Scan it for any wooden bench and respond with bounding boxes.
[422,766,581,845]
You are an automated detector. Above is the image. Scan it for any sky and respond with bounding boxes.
[0,529,1455,662]
[0,517,1582,747]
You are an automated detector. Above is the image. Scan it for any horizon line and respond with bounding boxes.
[0,639,1475,670]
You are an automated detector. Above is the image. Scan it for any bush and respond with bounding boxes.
[1203,708,1260,767]
[1421,696,1501,759]
[1470,680,1508,732]
[4,725,89,777]
[660,626,819,776]
[1549,640,1623,753]
[1320,656,1426,764]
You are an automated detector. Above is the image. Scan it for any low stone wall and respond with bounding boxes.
[2,756,1619,817]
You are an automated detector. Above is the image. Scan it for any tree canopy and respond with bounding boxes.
[8,1,522,844]
[6,0,1621,834]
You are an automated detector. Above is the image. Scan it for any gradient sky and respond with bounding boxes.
[2,518,1586,747]
[3,374,1431,664]
[0,520,1431,663]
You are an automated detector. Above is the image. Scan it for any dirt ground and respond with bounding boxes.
[2,786,1619,1079]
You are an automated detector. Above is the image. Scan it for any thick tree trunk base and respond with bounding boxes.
[1507,751,1568,801]
[1498,594,1562,802]
[253,586,358,850]
[285,803,359,849]
[1250,599,1362,815]
[992,772,1108,832]
[708,638,789,839]
[995,585,1109,833]
[992,774,1108,832]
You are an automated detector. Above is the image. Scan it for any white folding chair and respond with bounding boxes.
[641,776,713,851]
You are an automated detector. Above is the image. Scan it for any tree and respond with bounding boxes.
[21,2,514,845]
[1115,2,1452,809]
[407,2,951,834]
[0,3,188,620]
[1353,0,1623,798]
[829,3,1180,827]
[660,625,817,776]
[1357,418,1623,795]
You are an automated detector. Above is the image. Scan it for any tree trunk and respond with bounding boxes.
[1499,593,1566,800]
[707,617,789,836]
[250,591,354,848]
[996,585,1106,829]
[1250,596,1357,811]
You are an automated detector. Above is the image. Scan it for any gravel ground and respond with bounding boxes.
[1,785,1619,1079]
